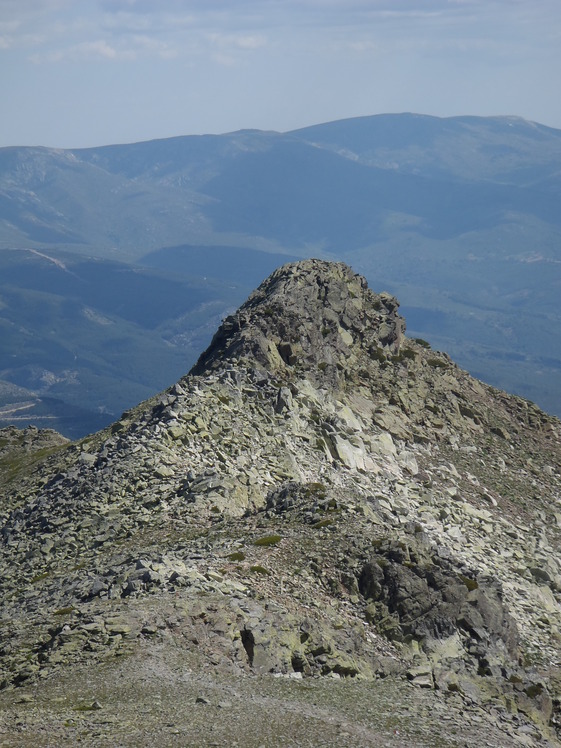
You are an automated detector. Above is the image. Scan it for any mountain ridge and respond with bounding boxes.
[0,260,560,746]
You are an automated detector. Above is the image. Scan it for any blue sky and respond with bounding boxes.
[1,0,561,147]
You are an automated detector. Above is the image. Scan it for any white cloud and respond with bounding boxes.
[30,37,132,62]
[73,39,119,59]
[130,34,178,58]
[32,33,182,63]
[5,0,558,64]
[207,32,266,51]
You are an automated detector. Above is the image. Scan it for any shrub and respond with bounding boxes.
[427,357,448,369]
[391,348,416,363]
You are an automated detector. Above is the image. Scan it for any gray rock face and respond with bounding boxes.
[359,537,519,670]
[192,259,404,381]
[0,259,560,746]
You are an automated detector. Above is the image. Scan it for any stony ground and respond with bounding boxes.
[0,638,552,748]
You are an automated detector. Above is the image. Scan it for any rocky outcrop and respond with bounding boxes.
[0,425,67,453]
[192,259,404,381]
[0,260,560,746]
[358,538,519,656]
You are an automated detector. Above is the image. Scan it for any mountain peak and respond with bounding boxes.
[192,259,404,380]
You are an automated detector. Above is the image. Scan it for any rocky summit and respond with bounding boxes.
[0,259,560,747]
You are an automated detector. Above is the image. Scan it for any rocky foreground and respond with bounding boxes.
[0,260,560,746]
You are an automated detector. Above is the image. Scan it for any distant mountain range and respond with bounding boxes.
[1,113,560,436]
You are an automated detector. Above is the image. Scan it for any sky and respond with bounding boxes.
[1,0,561,148]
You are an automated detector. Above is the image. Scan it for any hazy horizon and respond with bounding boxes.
[1,0,560,149]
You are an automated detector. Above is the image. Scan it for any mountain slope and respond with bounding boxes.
[292,113,561,186]
[0,260,560,746]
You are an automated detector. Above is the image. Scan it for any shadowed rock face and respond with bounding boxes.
[191,259,404,381]
[358,538,519,659]
[0,260,560,746]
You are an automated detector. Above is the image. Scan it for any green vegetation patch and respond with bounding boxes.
[253,534,282,547]
[391,347,416,363]
[311,518,334,529]
[369,347,387,363]
[249,565,271,575]
[73,702,102,712]
[427,357,448,369]
[460,575,479,592]
[304,482,327,500]
[53,606,76,616]
[30,571,51,584]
